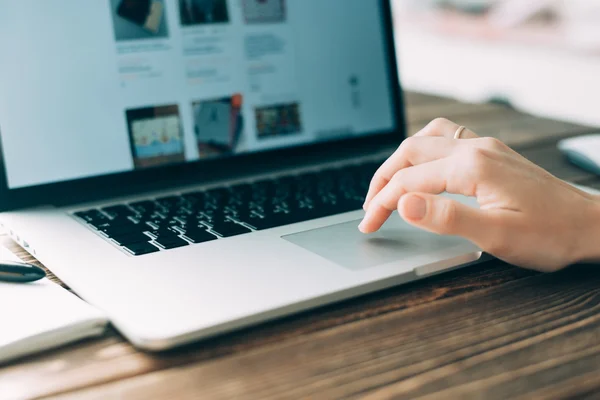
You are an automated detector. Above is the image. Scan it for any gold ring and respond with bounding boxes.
[454,126,467,139]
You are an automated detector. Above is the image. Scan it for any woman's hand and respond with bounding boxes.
[359,118,600,272]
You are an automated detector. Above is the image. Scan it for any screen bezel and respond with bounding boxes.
[0,0,405,211]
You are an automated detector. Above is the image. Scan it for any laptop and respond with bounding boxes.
[0,0,482,350]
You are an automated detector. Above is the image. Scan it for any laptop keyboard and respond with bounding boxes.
[73,160,381,256]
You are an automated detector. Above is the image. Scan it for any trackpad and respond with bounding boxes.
[282,218,466,270]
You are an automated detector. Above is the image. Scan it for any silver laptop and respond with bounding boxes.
[0,0,481,350]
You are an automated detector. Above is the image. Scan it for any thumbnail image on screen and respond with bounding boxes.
[179,0,230,26]
[111,0,169,41]
[126,105,186,169]
[192,94,243,158]
[242,0,286,24]
[255,102,301,139]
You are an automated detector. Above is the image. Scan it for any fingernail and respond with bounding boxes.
[358,219,367,233]
[359,211,373,232]
[403,195,427,221]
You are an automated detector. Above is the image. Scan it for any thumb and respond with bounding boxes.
[398,193,491,242]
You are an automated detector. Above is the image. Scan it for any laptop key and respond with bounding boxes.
[244,215,286,231]
[105,215,136,227]
[146,227,181,239]
[110,232,151,246]
[90,214,137,229]
[101,223,143,237]
[88,219,113,230]
[154,236,189,250]
[129,200,157,215]
[182,228,218,244]
[102,205,134,218]
[209,220,252,237]
[155,196,181,209]
[74,210,108,224]
[181,191,205,206]
[230,183,252,199]
[123,241,160,256]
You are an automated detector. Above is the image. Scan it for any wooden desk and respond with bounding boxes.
[2,93,600,400]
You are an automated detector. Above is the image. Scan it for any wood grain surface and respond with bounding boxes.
[1,92,599,400]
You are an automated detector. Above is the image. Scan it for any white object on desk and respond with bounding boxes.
[488,0,554,29]
[0,246,107,364]
[558,134,600,176]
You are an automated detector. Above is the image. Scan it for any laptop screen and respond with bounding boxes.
[0,0,395,190]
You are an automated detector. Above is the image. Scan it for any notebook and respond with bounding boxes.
[0,246,107,364]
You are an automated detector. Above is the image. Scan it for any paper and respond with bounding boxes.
[0,246,107,364]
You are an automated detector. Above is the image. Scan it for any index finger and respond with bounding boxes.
[363,136,456,209]
[363,119,479,209]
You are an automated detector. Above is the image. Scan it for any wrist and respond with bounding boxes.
[577,196,600,263]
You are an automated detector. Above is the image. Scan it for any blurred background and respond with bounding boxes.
[391,0,600,127]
